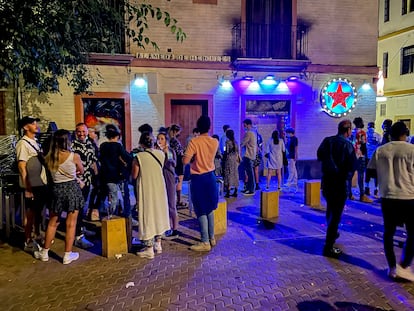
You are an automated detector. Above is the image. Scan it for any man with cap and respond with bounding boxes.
[16,116,48,253]
[368,121,414,281]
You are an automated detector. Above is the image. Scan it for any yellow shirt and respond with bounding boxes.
[183,134,218,175]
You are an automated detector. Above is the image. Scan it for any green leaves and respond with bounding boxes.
[0,0,186,94]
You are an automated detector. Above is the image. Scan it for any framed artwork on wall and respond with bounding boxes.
[74,92,131,150]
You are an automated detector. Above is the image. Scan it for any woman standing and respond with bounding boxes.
[183,116,219,251]
[223,129,240,197]
[132,132,170,259]
[34,129,84,264]
[156,132,179,239]
[265,130,285,190]
[168,124,186,208]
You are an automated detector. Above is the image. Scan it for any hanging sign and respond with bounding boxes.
[320,78,357,117]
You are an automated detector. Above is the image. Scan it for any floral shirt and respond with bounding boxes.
[71,138,97,186]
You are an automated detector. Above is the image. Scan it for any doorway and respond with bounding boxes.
[165,94,213,147]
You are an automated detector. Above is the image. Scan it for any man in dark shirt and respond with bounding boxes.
[317,119,357,258]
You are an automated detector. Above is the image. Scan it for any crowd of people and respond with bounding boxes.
[318,117,414,282]
[17,113,414,282]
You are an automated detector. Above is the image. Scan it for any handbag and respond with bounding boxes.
[21,139,49,188]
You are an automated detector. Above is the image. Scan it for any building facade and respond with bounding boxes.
[1,0,379,173]
[377,0,414,133]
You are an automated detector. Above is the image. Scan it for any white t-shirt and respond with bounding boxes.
[368,141,414,199]
[15,135,47,187]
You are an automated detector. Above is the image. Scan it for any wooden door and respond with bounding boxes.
[171,103,202,147]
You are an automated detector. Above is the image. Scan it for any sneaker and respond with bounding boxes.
[131,218,139,227]
[90,209,100,221]
[396,264,414,281]
[154,242,162,254]
[132,237,141,245]
[74,235,94,249]
[63,251,79,265]
[137,247,155,259]
[255,184,261,191]
[34,248,49,262]
[190,242,211,252]
[323,246,342,258]
[164,229,180,240]
[210,238,216,247]
[81,227,96,237]
[241,188,248,194]
[24,240,40,253]
[388,267,397,279]
[243,191,254,196]
[360,195,373,203]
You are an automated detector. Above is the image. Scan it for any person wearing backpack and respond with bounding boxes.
[16,116,49,253]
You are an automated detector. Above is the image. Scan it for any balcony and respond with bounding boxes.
[232,23,310,72]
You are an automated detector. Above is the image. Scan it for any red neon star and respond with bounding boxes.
[327,83,351,108]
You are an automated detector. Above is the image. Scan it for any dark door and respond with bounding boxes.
[170,99,208,147]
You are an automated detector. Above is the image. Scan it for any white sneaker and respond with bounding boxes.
[154,241,162,254]
[137,247,154,259]
[396,264,414,281]
[74,235,94,249]
[34,248,49,262]
[63,252,79,264]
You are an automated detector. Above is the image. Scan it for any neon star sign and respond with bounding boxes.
[321,78,357,117]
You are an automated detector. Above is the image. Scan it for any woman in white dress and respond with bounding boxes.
[265,130,285,190]
[131,132,170,259]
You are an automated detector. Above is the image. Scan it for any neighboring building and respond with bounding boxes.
[2,0,378,176]
[377,0,414,134]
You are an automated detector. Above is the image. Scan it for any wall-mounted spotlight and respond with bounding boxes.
[134,73,146,87]
[261,75,277,86]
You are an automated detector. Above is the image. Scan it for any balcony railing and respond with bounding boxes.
[232,23,308,61]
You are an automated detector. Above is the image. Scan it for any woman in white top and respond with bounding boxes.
[265,130,286,190]
[34,129,84,265]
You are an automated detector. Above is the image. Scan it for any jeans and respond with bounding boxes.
[198,212,215,243]
[107,183,119,215]
[322,178,347,249]
[119,180,131,218]
[287,159,298,185]
[242,156,254,192]
[381,198,414,268]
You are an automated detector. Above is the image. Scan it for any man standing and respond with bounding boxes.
[317,120,357,258]
[16,116,48,252]
[240,119,257,196]
[368,121,414,281]
[71,122,97,248]
[285,127,298,189]
[219,125,230,155]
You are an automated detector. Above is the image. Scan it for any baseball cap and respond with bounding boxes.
[19,116,40,129]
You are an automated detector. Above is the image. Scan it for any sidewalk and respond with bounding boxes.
[0,180,413,311]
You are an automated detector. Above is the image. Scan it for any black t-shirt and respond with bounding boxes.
[99,142,131,183]
[286,136,298,159]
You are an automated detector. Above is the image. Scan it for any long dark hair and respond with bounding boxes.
[272,130,280,145]
[45,129,71,172]
[226,129,237,153]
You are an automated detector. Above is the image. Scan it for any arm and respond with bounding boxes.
[18,161,33,197]
[182,140,194,165]
[131,157,140,180]
[74,153,84,175]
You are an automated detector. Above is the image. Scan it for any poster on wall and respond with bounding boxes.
[320,78,357,117]
[82,98,125,140]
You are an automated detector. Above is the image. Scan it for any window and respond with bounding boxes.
[383,52,388,78]
[402,0,407,14]
[401,45,414,75]
[410,0,414,12]
[384,0,390,21]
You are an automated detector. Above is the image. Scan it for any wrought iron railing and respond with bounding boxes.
[232,23,308,60]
